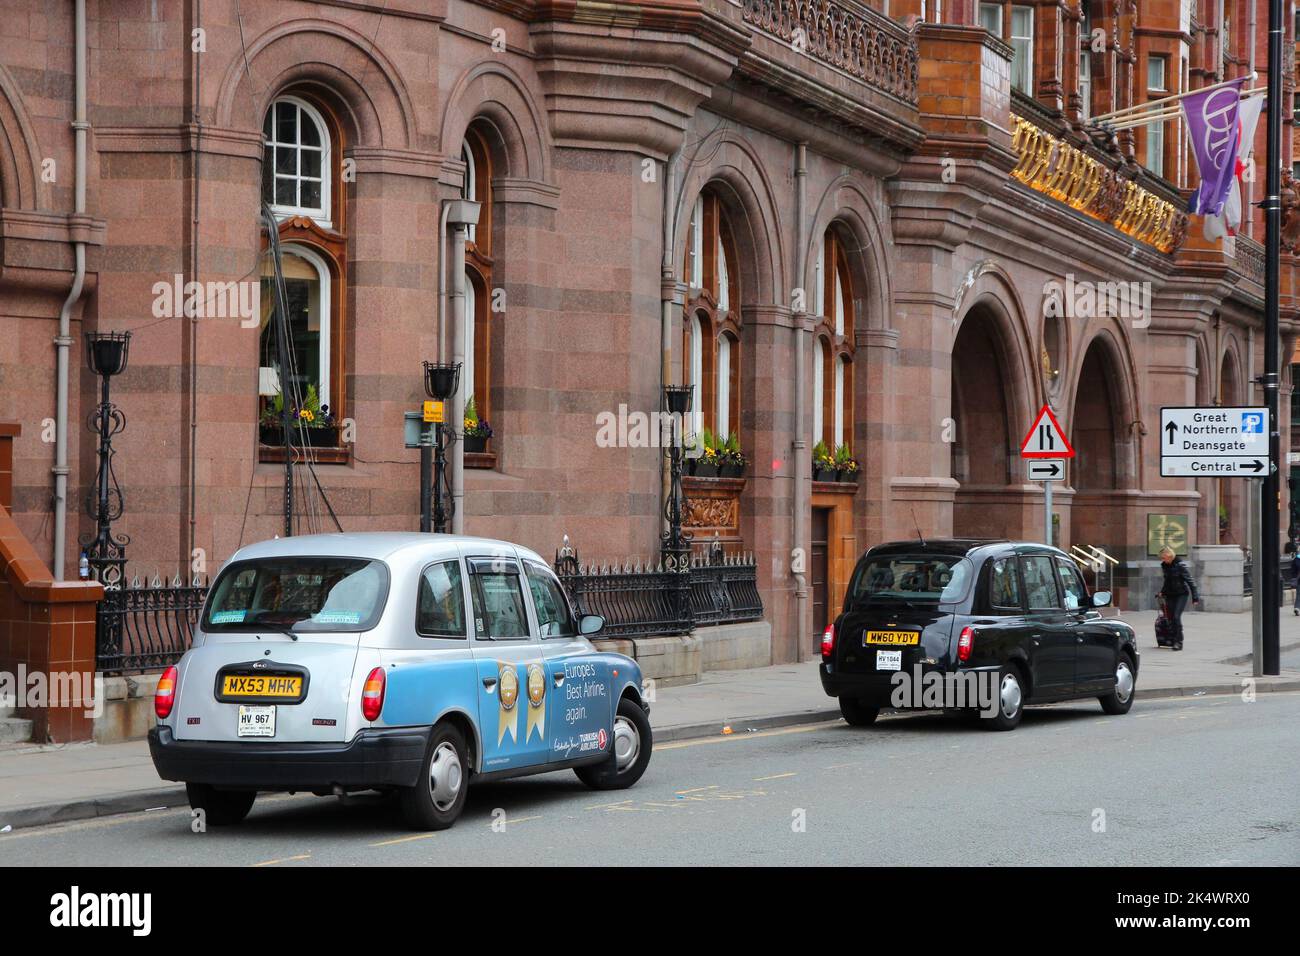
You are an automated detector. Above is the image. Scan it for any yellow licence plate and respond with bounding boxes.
[864,630,920,646]
[220,674,303,698]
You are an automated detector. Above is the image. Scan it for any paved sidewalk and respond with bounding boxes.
[2,608,1298,832]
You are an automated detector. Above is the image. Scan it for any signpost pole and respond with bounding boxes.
[419,425,432,534]
[1045,480,1053,547]
[1252,484,1263,677]
[1262,0,1283,675]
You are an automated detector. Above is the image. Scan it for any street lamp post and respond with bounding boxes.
[423,361,461,534]
[661,385,694,570]
[82,331,131,588]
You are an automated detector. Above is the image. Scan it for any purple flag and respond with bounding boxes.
[1182,78,1249,217]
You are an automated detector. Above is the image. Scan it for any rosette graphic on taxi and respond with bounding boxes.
[525,661,546,742]
[497,661,519,744]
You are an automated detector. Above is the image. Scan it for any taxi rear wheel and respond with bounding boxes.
[399,722,469,830]
[839,697,880,727]
[979,664,1025,731]
[186,783,255,826]
[575,696,652,791]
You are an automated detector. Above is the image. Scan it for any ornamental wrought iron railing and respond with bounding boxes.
[94,539,766,669]
[96,572,208,674]
[554,540,763,639]
[688,555,765,626]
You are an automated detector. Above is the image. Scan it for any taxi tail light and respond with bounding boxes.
[957,626,975,663]
[361,667,386,722]
[155,665,178,719]
[821,623,836,661]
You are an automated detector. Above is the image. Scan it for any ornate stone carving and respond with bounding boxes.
[741,0,919,104]
[684,496,738,529]
[1281,170,1300,254]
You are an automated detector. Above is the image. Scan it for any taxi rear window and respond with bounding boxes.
[848,554,971,605]
[203,557,390,633]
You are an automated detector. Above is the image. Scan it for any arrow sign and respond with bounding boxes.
[1026,458,1066,482]
[1160,457,1267,477]
[1020,405,1075,459]
[1165,421,1177,445]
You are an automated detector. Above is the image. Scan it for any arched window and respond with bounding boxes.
[813,337,826,442]
[263,96,332,225]
[813,227,855,455]
[258,94,346,459]
[682,188,741,444]
[462,126,495,463]
[259,245,332,412]
[690,313,705,437]
[834,356,847,448]
[717,331,738,439]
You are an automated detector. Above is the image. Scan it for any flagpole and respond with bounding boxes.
[1090,72,1257,124]
[1101,89,1267,131]
[1262,0,1282,676]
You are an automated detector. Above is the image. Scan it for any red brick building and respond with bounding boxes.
[2,0,1297,677]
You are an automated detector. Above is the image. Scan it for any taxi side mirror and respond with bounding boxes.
[1092,591,1112,608]
[579,614,604,636]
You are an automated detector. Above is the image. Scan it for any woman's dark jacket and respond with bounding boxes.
[1160,558,1199,602]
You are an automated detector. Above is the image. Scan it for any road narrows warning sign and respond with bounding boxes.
[1020,405,1075,459]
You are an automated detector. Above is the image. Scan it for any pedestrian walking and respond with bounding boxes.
[1291,551,1300,616]
[1158,547,1199,651]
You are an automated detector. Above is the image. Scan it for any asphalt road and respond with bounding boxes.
[2,692,1296,866]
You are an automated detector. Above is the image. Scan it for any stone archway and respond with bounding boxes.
[1074,345,1120,491]
[1069,335,1137,557]
[951,304,1034,538]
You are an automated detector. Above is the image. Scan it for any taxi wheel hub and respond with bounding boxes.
[613,715,640,773]
[428,741,462,811]
[1000,672,1022,719]
[1115,661,1134,703]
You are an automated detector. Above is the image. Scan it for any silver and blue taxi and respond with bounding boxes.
[148,533,652,829]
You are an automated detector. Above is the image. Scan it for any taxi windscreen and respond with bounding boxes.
[202,557,390,633]
[848,554,971,605]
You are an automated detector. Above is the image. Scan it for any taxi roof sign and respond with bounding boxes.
[1020,404,1075,459]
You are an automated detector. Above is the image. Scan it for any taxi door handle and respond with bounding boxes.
[482,677,497,691]
[552,671,565,688]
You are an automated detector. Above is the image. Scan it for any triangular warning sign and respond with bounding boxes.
[1020,404,1075,459]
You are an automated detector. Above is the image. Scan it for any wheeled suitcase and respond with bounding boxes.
[1154,594,1177,647]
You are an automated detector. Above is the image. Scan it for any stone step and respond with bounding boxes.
[0,717,33,745]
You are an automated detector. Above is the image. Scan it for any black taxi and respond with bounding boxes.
[819,540,1139,731]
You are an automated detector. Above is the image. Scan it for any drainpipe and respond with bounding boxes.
[187,0,203,566]
[53,0,89,581]
[444,199,480,535]
[792,143,810,663]
[436,201,452,360]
